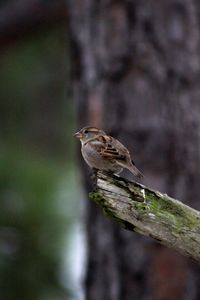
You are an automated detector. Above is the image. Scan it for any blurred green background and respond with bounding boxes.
[0,24,84,300]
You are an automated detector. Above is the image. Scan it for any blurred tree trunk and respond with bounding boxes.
[67,1,200,299]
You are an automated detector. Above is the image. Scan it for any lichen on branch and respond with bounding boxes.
[90,172,200,262]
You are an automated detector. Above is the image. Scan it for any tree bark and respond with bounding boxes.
[90,172,200,262]
[67,0,200,299]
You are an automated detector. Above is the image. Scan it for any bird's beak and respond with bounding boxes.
[74,131,83,139]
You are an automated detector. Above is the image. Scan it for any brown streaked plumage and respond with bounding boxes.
[74,126,143,178]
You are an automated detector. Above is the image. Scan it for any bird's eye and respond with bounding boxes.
[85,130,88,134]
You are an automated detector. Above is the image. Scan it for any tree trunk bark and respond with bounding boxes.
[67,0,200,299]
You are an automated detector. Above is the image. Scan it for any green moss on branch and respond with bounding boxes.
[89,172,200,262]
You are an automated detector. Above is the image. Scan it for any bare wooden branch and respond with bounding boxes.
[90,172,200,262]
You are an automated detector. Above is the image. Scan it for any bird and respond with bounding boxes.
[74,126,143,178]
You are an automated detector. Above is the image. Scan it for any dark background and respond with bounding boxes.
[1,1,200,300]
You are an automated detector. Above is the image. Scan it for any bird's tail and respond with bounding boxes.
[128,163,143,178]
[117,160,143,178]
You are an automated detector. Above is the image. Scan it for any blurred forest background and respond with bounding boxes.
[1,1,200,300]
[0,1,85,300]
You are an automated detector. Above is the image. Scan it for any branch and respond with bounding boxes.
[90,172,200,262]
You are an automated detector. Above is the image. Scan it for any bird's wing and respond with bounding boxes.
[89,134,142,177]
[95,135,129,162]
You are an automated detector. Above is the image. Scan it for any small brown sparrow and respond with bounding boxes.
[74,126,143,178]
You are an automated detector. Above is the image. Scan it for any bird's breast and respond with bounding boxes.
[81,142,122,173]
[81,143,101,169]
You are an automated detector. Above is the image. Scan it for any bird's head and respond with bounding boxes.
[74,126,106,143]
